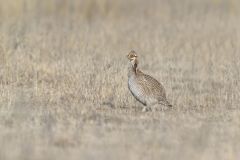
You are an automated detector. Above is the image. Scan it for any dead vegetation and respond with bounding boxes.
[0,0,240,159]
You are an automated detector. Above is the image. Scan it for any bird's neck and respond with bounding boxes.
[128,59,138,77]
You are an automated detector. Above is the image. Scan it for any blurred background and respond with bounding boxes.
[1,0,240,160]
[0,0,239,20]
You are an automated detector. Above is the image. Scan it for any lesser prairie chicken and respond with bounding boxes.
[127,50,172,111]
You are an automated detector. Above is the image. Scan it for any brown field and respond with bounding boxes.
[1,0,240,159]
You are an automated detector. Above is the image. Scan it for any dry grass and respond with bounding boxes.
[1,0,240,159]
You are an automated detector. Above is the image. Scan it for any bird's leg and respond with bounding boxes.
[141,106,151,112]
[141,102,159,112]
[150,103,169,112]
[147,101,159,112]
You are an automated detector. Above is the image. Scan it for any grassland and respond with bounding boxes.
[0,0,240,159]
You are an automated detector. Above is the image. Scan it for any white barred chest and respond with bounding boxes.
[128,76,147,105]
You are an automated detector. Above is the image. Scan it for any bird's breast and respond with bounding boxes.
[128,76,147,105]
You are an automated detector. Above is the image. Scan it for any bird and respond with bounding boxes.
[127,50,172,111]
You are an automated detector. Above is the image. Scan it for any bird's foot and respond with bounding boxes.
[141,106,151,112]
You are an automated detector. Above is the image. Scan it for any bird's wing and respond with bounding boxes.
[142,74,166,98]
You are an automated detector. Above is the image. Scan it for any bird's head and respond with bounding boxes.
[127,50,138,68]
[127,50,138,61]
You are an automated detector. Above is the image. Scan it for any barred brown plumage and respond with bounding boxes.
[127,50,172,111]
